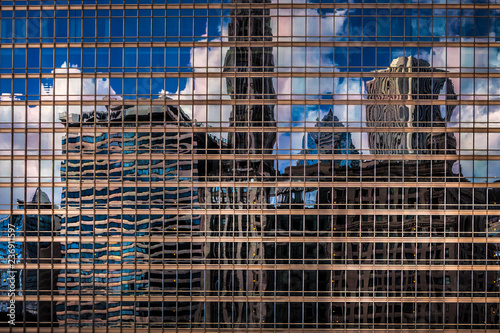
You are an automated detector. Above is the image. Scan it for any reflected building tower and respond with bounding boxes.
[364,55,462,255]
[366,56,457,157]
[358,56,495,325]
[0,189,61,326]
[299,109,358,167]
[204,0,277,326]
[224,0,276,162]
[56,103,203,327]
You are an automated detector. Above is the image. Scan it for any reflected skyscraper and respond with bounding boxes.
[204,0,277,325]
[366,56,457,155]
[299,109,358,167]
[0,189,61,326]
[57,103,203,326]
[276,55,498,328]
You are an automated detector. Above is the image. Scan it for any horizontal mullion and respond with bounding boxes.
[0,154,482,160]
[2,181,499,188]
[0,99,493,106]
[0,126,495,133]
[1,292,497,297]
[0,295,496,303]
[0,127,498,137]
[0,209,497,215]
[2,329,498,333]
[1,72,498,79]
[0,236,499,243]
[1,3,498,11]
[2,264,500,271]
[1,41,499,49]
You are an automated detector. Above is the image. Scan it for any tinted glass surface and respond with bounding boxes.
[0,0,499,330]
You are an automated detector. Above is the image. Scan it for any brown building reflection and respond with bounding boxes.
[200,0,277,326]
[275,56,499,328]
[57,102,204,327]
[365,56,457,156]
[46,9,500,330]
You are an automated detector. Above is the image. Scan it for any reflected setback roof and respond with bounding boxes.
[59,97,192,126]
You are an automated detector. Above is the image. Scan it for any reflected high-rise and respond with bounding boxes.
[0,189,60,326]
[204,0,277,325]
[57,103,203,327]
[366,56,457,156]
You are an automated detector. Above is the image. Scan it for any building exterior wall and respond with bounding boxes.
[56,106,203,326]
[0,0,499,330]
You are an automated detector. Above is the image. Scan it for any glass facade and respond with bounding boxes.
[0,0,499,330]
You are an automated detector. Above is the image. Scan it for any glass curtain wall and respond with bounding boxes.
[0,0,499,330]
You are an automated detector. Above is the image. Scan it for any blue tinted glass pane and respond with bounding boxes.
[124,48,136,67]
[27,48,39,68]
[0,49,12,69]
[13,79,25,97]
[13,49,26,68]
[41,17,54,38]
[55,48,67,67]
[124,78,136,96]
[138,48,150,68]
[335,47,347,67]
[110,17,123,37]
[137,78,150,95]
[1,19,12,39]
[109,78,122,95]
[27,18,40,38]
[55,18,67,37]
[41,48,53,68]
[124,17,137,37]
[68,48,81,67]
[14,18,26,38]
[82,48,95,68]
[27,78,39,100]
[475,17,489,37]
[82,18,95,37]
[138,17,151,37]
[151,78,164,95]
[110,48,122,68]
[96,17,109,37]
[166,77,177,93]
[166,16,179,37]
[180,17,193,38]
[0,79,11,94]
[96,48,109,68]
[69,17,81,40]
[152,48,164,68]
[152,17,164,37]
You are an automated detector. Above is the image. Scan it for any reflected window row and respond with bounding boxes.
[0,300,497,329]
[0,269,499,293]
[0,10,498,42]
[1,47,500,72]
[0,0,496,4]
[3,214,500,238]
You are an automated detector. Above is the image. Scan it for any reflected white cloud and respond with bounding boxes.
[42,62,120,116]
[0,10,498,184]
[174,4,349,131]
[158,20,231,127]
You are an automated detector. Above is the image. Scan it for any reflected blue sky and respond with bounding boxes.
[0,1,499,205]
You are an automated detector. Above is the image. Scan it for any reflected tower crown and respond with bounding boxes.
[224,0,276,172]
[299,108,358,167]
[366,56,457,156]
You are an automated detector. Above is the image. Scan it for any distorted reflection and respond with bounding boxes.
[0,0,499,330]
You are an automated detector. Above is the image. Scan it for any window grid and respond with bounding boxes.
[0,0,499,330]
